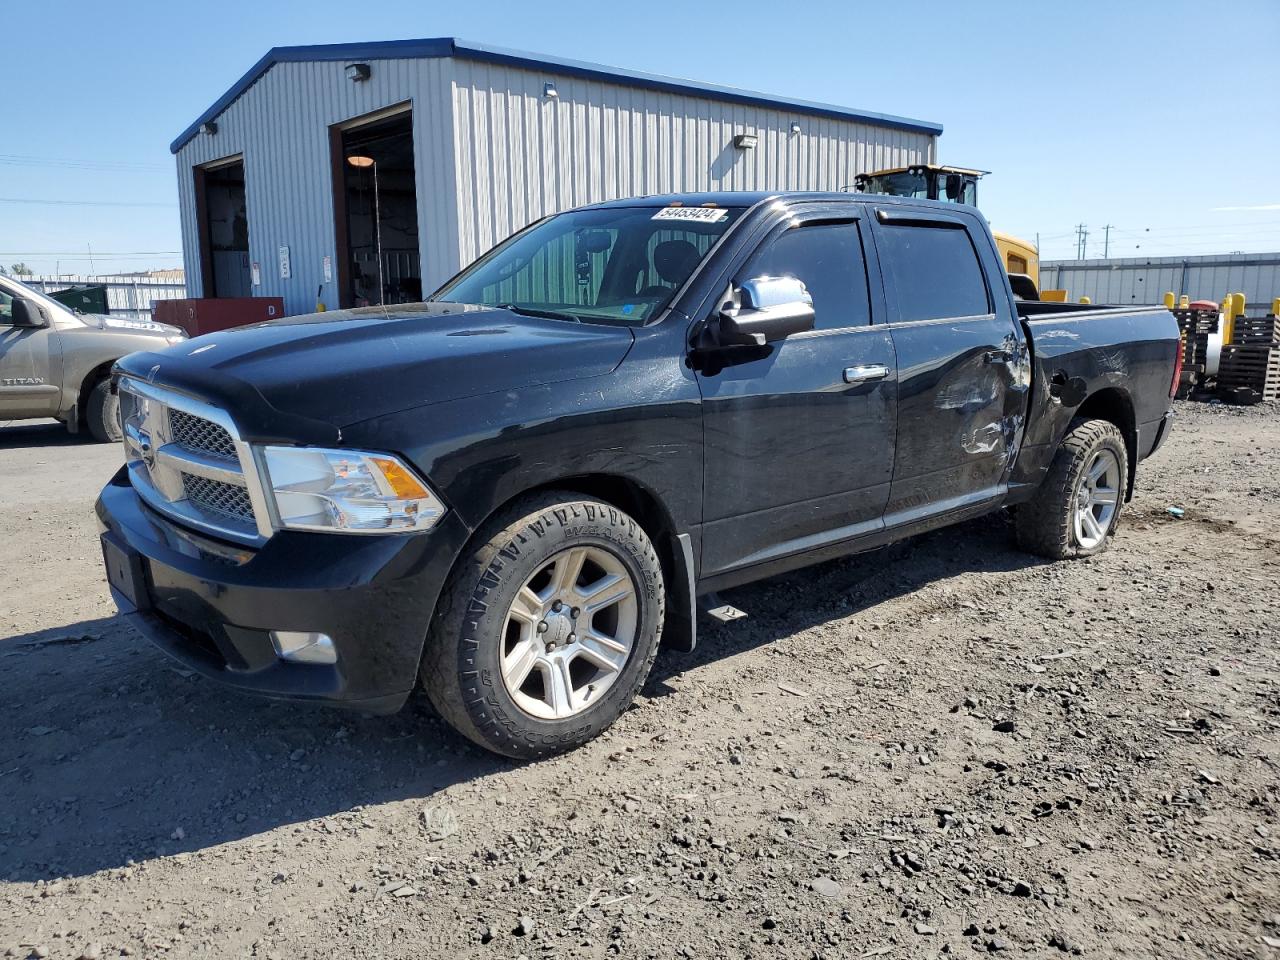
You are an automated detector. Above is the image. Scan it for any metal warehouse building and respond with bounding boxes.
[172,37,941,316]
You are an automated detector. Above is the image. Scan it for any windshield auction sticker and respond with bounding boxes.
[652,207,729,223]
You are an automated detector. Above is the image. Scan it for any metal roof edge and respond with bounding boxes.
[449,39,944,137]
[1043,252,1280,268]
[171,37,942,154]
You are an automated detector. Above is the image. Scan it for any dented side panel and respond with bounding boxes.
[883,315,1027,516]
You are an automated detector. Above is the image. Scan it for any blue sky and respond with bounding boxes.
[3,0,1278,276]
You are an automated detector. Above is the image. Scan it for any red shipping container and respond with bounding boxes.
[153,297,286,338]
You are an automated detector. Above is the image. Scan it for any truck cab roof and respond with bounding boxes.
[581,190,965,211]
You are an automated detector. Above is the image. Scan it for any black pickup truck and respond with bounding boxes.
[97,192,1179,758]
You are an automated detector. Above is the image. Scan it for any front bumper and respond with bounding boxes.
[96,466,469,713]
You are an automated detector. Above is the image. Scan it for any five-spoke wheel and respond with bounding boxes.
[501,546,639,720]
[420,493,664,759]
[1073,449,1120,550]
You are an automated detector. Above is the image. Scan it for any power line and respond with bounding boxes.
[0,197,176,208]
[0,153,168,173]
[0,250,181,256]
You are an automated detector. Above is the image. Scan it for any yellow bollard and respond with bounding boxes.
[1221,292,1246,345]
[1079,296,1091,304]
[1163,291,1176,309]
[1273,297,1280,317]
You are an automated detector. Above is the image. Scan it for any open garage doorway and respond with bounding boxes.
[194,156,251,298]
[331,108,421,308]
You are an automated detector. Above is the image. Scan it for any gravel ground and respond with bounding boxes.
[1,402,1277,960]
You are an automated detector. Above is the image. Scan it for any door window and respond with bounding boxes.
[878,223,991,322]
[744,222,871,331]
[0,287,12,322]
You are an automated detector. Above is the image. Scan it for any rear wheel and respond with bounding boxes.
[420,493,665,759]
[85,378,121,443]
[1015,418,1128,560]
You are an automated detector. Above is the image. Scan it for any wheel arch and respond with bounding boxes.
[1073,387,1137,500]
[444,472,695,654]
[76,358,120,427]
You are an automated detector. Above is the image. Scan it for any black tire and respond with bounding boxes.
[85,378,121,443]
[1014,417,1128,560]
[420,493,665,759]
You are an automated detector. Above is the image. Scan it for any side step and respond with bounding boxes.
[699,592,747,624]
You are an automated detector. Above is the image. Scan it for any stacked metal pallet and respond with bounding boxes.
[1218,314,1280,405]
[1172,307,1218,398]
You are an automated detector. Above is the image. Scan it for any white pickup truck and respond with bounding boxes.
[0,274,187,440]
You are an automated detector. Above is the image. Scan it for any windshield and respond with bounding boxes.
[0,274,70,318]
[433,205,745,326]
[860,172,931,199]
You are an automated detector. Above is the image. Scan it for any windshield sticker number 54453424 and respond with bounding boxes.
[652,207,729,223]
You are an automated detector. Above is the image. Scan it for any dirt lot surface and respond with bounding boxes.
[1,403,1278,960]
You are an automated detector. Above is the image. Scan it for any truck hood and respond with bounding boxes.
[116,302,634,441]
[74,313,187,340]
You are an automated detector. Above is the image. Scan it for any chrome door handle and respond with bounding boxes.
[843,363,889,384]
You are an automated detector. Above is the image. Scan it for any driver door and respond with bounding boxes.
[695,206,898,581]
[0,284,63,417]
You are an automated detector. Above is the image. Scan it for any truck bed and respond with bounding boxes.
[1010,303,1179,501]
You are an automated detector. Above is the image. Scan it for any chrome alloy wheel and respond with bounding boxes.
[500,546,639,721]
[1074,449,1121,550]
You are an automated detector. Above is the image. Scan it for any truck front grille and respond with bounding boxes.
[168,408,238,461]
[118,379,269,545]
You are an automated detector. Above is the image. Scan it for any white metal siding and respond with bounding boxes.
[449,59,934,266]
[175,54,936,314]
[1040,254,1280,311]
[176,58,456,314]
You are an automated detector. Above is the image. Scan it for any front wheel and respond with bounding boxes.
[1014,418,1128,560]
[85,378,121,443]
[420,493,665,759]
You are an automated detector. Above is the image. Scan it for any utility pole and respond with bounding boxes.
[1103,224,1114,259]
[1075,223,1089,260]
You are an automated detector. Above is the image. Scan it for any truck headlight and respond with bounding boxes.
[259,446,446,533]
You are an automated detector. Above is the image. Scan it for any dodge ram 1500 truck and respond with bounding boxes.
[96,192,1179,759]
[0,274,187,440]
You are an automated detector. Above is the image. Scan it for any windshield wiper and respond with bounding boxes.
[495,303,581,323]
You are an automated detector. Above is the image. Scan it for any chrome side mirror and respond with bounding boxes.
[718,276,815,346]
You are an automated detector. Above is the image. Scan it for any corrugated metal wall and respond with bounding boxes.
[175,58,456,315]
[176,55,935,315]
[449,59,935,265]
[1041,253,1280,312]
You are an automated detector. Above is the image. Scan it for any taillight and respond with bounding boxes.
[1170,340,1183,398]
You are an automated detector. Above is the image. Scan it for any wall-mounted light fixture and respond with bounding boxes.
[789,122,802,135]
[543,81,559,99]
[201,121,218,136]
[733,133,758,150]
[345,62,371,82]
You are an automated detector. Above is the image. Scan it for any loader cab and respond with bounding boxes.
[854,164,1039,288]
[853,164,984,207]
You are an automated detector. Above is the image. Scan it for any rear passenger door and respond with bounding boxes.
[697,207,898,579]
[870,208,1027,522]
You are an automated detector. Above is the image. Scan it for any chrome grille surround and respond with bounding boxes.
[117,378,274,545]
